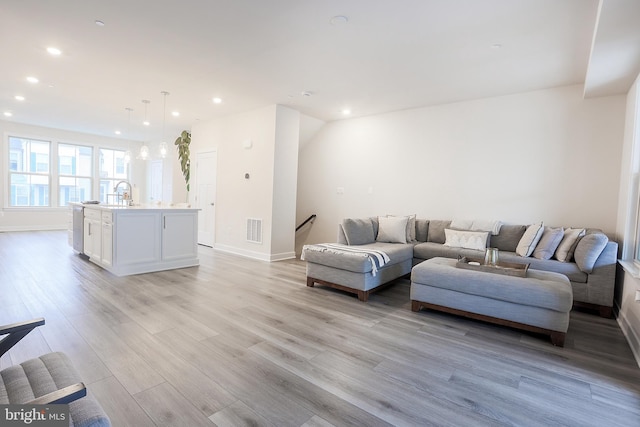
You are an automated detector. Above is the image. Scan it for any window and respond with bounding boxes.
[99,148,128,203]
[58,144,93,206]
[8,137,51,207]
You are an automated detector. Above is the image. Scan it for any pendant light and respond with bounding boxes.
[159,91,169,158]
[139,100,150,160]
[123,107,133,164]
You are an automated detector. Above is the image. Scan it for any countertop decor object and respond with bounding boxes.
[456,256,529,278]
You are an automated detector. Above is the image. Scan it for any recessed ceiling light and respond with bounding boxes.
[212,97,222,104]
[115,130,121,135]
[143,120,150,126]
[15,95,25,101]
[342,109,351,115]
[26,76,39,84]
[301,91,313,97]
[95,20,105,26]
[491,43,502,49]
[47,47,62,56]
[4,112,13,117]
[171,111,180,117]
[330,15,349,25]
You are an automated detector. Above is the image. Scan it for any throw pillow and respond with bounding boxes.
[376,216,409,243]
[387,214,417,242]
[574,233,608,273]
[341,218,375,245]
[415,219,429,242]
[491,224,527,252]
[554,227,586,262]
[516,222,544,257]
[427,220,452,244]
[443,229,489,251]
[532,227,564,260]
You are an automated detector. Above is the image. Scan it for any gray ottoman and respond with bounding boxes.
[410,257,573,346]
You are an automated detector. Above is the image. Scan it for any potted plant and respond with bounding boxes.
[175,130,191,191]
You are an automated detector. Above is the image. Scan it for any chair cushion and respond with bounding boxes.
[0,352,111,427]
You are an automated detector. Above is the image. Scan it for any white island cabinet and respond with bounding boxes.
[79,205,199,276]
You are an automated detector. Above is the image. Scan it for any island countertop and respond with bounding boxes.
[71,202,198,211]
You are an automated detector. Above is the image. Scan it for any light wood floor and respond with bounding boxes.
[1,231,639,426]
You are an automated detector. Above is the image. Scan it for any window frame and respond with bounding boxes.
[57,142,94,207]
[7,136,52,208]
[4,132,131,210]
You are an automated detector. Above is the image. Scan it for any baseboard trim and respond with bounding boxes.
[214,245,294,263]
[616,301,640,368]
[0,225,66,232]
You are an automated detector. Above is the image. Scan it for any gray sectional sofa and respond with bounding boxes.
[303,217,618,317]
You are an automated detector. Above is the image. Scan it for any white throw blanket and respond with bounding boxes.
[301,243,390,276]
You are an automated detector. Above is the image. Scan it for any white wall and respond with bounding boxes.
[0,120,144,231]
[271,106,300,259]
[615,73,640,365]
[297,84,625,247]
[190,104,299,261]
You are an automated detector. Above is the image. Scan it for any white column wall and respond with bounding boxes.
[191,104,299,261]
[270,106,300,260]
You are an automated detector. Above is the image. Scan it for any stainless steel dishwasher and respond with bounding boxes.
[72,204,84,253]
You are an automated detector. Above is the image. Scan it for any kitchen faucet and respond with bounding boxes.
[114,180,133,206]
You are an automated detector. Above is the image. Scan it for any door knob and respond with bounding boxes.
[210,202,215,206]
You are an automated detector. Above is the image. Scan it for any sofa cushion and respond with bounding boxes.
[304,242,414,273]
[443,229,488,251]
[427,220,451,244]
[376,216,408,243]
[342,218,375,245]
[532,227,564,260]
[497,251,588,283]
[516,222,544,257]
[555,227,586,262]
[413,241,485,261]
[574,233,608,273]
[491,224,527,252]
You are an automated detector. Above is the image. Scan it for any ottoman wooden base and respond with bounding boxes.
[411,300,566,346]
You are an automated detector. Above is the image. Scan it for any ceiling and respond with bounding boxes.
[1,0,639,143]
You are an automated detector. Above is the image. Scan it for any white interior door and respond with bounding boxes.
[195,151,217,247]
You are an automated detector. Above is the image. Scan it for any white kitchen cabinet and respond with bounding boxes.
[79,205,199,276]
[162,212,198,261]
[83,208,102,262]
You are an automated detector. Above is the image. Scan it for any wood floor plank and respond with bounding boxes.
[116,322,236,416]
[133,382,215,427]
[208,400,276,427]
[88,376,157,427]
[1,230,639,427]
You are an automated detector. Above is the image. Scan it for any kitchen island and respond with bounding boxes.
[72,203,199,276]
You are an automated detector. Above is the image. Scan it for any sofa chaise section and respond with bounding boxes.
[303,216,415,301]
[305,242,414,301]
